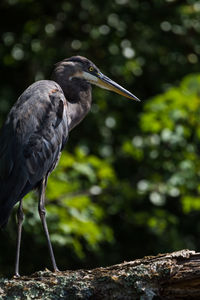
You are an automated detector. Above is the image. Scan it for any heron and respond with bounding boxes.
[0,56,140,277]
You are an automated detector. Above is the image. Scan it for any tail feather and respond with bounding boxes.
[0,174,31,228]
[0,202,14,228]
[0,189,22,228]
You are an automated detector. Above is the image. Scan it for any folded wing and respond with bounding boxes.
[0,80,68,227]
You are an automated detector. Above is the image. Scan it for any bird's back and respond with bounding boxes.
[0,80,69,227]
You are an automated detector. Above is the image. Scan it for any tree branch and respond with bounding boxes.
[1,249,200,299]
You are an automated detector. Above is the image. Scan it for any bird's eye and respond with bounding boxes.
[89,66,94,72]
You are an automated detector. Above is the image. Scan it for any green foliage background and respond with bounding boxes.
[1,0,200,276]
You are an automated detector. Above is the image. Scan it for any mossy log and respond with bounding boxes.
[1,249,200,299]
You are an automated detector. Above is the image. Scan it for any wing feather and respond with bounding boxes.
[0,80,68,225]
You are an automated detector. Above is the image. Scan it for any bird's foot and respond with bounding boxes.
[13,273,20,279]
[53,267,60,273]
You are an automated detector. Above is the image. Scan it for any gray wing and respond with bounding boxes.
[0,80,68,226]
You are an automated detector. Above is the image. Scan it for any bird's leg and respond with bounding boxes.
[38,178,59,272]
[14,199,24,277]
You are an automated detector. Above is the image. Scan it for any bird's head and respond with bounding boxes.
[53,56,140,102]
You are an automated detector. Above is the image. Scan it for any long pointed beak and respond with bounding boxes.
[96,72,140,101]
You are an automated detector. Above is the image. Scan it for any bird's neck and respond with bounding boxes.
[52,66,92,131]
[58,78,92,131]
[66,88,92,131]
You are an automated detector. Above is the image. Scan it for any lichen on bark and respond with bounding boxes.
[1,249,200,299]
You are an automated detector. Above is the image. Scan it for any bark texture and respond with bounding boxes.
[0,249,200,299]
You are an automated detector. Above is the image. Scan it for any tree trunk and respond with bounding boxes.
[1,249,200,299]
